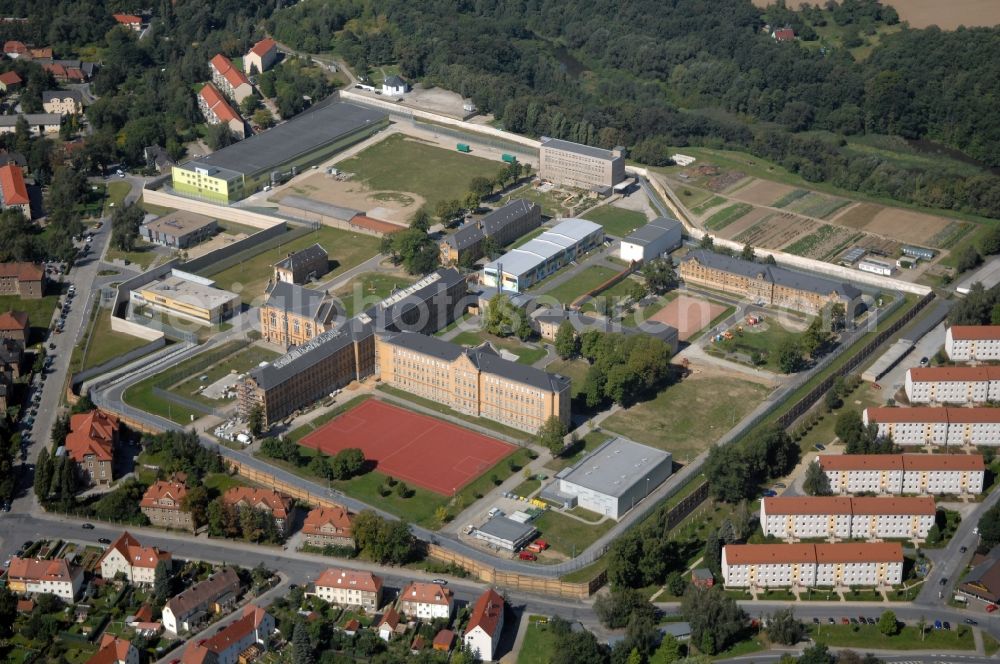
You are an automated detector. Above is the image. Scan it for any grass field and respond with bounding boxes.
[0,293,59,342]
[545,358,590,398]
[705,318,804,372]
[336,134,501,210]
[451,330,547,365]
[505,183,589,218]
[103,181,131,216]
[603,375,773,462]
[81,310,154,370]
[334,272,416,317]
[545,430,611,472]
[105,239,161,269]
[532,510,614,557]
[805,624,974,650]
[689,194,726,215]
[516,619,559,664]
[582,205,648,237]
[542,266,620,305]
[203,226,381,304]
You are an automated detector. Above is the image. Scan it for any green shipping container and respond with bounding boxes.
[502,153,517,163]
[457,143,471,152]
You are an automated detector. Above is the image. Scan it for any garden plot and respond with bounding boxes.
[734,212,818,249]
[716,208,777,239]
[781,224,861,260]
[730,179,800,206]
[786,191,853,219]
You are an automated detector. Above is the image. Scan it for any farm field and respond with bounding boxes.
[201,225,380,304]
[704,203,753,231]
[581,204,649,237]
[603,372,773,463]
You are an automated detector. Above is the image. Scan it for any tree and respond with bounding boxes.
[434,198,463,224]
[626,648,642,664]
[0,584,15,638]
[483,293,523,338]
[666,571,687,597]
[252,108,275,129]
[111,203,146,251]
[537,416,568,456]
[181,485,210,528]
[594,588,656,629]
[247,405,264,438]
[803,461,832,496]
[978,503,1000,548]
[35,447,52,500]
[205,123,236,151]
[292,620,314,664]
[878,610,898,636]
[776,339,805,373]
[956,245,982,273]
[153,560,171,604]
[481,235,501,261]
[700,235,714,250]
[767,608,804,645]
[410,208,431,232]
[649,634,682,664]
[799,643,834,664]
[554,320,579,359]
[916,615,927,641]
[642,258,678,294]
[681,586,746,655]
[740,244,756,262]
[51,415,70,449]
[469,176,493,199]
[239,94,260,116]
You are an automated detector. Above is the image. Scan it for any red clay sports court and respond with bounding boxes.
[299,399,516,496]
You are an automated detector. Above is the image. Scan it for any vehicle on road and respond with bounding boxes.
[22,541,32,549]
[98,537,111,545]
[965,618,978,625]
[988,604,998,613]
[960,546,968,553]
[814,444,826,451]
[934,620,943,629]
[939,577,948,586]
[432,578,448,585]
[81,523,94,529]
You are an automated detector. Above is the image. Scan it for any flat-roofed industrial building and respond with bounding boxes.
[482,218,604,292]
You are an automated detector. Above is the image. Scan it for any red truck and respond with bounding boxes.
[518,551,537,561]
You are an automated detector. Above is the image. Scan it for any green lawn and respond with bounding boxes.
[516,619,559,664]
[81,310,155,370]
[103,181,131,216]
[138,197,176,216]
[169,344,282,407]
[336,134,502,210]
[105,239,161,269]
[545,358,590,398]
[807,624,975,650]
[202,472,248,496]
[542,266,620,305]
[203,226,381,304]
[603,375,773,462]
[532,510,614,557]
[334,272,416,317]
[545,431,612,473]
[451,330,547,365]
[582,205,648,237]
[705,317,805,372]
[512,478,541,497]
[0,292,59,343]
[505,184,588,219]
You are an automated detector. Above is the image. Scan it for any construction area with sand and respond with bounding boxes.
[649,294,728,341]
[272,173,422,225]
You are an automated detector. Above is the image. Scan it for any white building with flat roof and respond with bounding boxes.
[946,326,1000,361]
[546,436,672,520]
[131,269,240,325]
[818,454,985,495]
[619,216,683,262]
[482,218,604,292]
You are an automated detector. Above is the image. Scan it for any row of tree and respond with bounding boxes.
[704,425,800,503]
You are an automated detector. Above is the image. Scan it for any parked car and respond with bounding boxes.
[98,538,111,545]
[432,578,448,585]
[943,621,951,630]
[934,620,943,629]
[81,523,94,529]
[965,618,978,625]
[940,577,948,586]
[762,490,777,497]
[960,546,968,553]
[828,617,835,624]
[920,356,929,366]
[518,551,537,561]
[987,604,998,613]
[841,617,850,625]
[813,617,820,624]
[814,444,826,451]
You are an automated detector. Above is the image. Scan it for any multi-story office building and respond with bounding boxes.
[482,218,604,292]
[375,331,571,434]
[439,199,542,266]
[760,496,935,540]
[679,250,862,315]
[864,406,1000,446]
[945,325,1000,361]
[721,542,903,589]
[311,568,382,611]
[904,366,1000,404]
[539,137,625,191]
[260,281,338,349]
[818,454,985,496]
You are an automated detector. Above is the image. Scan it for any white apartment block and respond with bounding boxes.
[722,543,903,589]
[904,366,1000,404]
[865,406,1000,447]
[311,568,382,611]
[946,326,1000,361]
[5,557,83,601]
[818,454,985,496]
[760,496,935,540]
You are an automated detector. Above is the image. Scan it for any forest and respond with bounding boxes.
[267,0,1000,218]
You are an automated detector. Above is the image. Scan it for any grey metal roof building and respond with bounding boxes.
[546,436,673,520]
[443,199,541,252]
[187,99,387,178]
[682,249,862,300]
[263,280,337,322]
[473,516,538,552]
[482,218,604,292]
[620,216,683,261]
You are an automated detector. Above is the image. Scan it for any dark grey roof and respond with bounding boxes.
[264,281,334,322]
[379,331,464,362]
[623,216,682,246]
[468,345,571,393]
[541,137,619,161]
[249,317,370,390]
[0,152,26,167]
[682,250,862,300]
[444,199,539,251]
[367,267,465,328]
[279,195,361,222]
[0,114,60,127]
[189,99,387,177]
[42,90,82,103]
[0,338,22,364]
[533,307,678,343]
[476,516,537,543]
[383,75,406,87]
[275,243,328,271]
